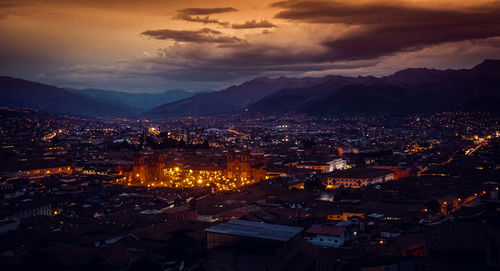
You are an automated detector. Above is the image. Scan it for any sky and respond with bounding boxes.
[0,0,499,93]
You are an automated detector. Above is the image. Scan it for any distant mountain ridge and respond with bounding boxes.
[0,77,133,118]
[67,88,195,112]
[147,76,337,117]
[0,59,498,118]
[148,59,500,117]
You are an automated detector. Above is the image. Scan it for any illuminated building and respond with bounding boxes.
[116,151,267,191]
[8,160,74,177]
[327,212,365,221]
[437,192,484,216]
[225,151,266,181]
[118,152,165,184]
[296,158,347,173]
[20,166,73,177]
[373,166,411,180]
[325,168,394,188]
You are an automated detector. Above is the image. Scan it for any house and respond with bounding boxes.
[162,205,198,220]
[327,212,365,221]
[205,219,304,271]
[325,168,394,188]
[296,159,347,173]
[305,225,345,247]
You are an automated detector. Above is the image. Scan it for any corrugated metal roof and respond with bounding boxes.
[205,219,303,242]
[306,225,344,236]
[326,168,393,179]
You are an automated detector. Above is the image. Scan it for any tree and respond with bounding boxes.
[304,176,325,192]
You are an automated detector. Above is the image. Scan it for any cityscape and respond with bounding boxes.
[1,1,500,271]
[1,107,499,270]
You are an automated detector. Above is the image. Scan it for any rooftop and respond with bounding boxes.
[0,159,71,172]
[306,225,345,236]
[424,223,488,251]
[205,219,303,242]
[326,168,393,179]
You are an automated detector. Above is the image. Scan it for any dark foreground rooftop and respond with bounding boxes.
[205,219,303,242]
[326,168,393,179]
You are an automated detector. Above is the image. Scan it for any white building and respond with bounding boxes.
[296,159,347,173]
[325,168,394,188]
[305,225,345,247]
[327,159,347,171]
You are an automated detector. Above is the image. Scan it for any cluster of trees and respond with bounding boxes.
[304,176,325,192]
[105,132,210,151]
[144,132,209,150]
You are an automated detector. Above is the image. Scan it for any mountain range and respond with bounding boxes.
[0,77,195,117]
[67,88,195,113]
[151,59,500,117]
[0,59,498,118]
[0,77,133,118]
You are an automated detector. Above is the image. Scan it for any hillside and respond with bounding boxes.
[0,77,132,118]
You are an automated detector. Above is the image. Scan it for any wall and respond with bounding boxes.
[305,234,344,247]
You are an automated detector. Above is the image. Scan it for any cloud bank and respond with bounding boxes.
[141,28,242,43]
[13,1,500,92]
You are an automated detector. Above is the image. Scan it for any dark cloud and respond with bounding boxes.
[17,1,500,92]
[0,0,19,18]
[232,20,276,29]
[323,22,500,61]
[38,37,500,92]
[272,0,500,60]
[175,14,229,27]
[152,39,350,77]
[0,0,19,9]
[174,7,237,27]
[141,28,242,43]
[177,7,237,16]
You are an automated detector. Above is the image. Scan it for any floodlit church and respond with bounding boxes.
[118,152,165,184]
[225,151,266,181]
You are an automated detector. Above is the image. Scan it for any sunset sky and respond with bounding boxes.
[0,0,499,92]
